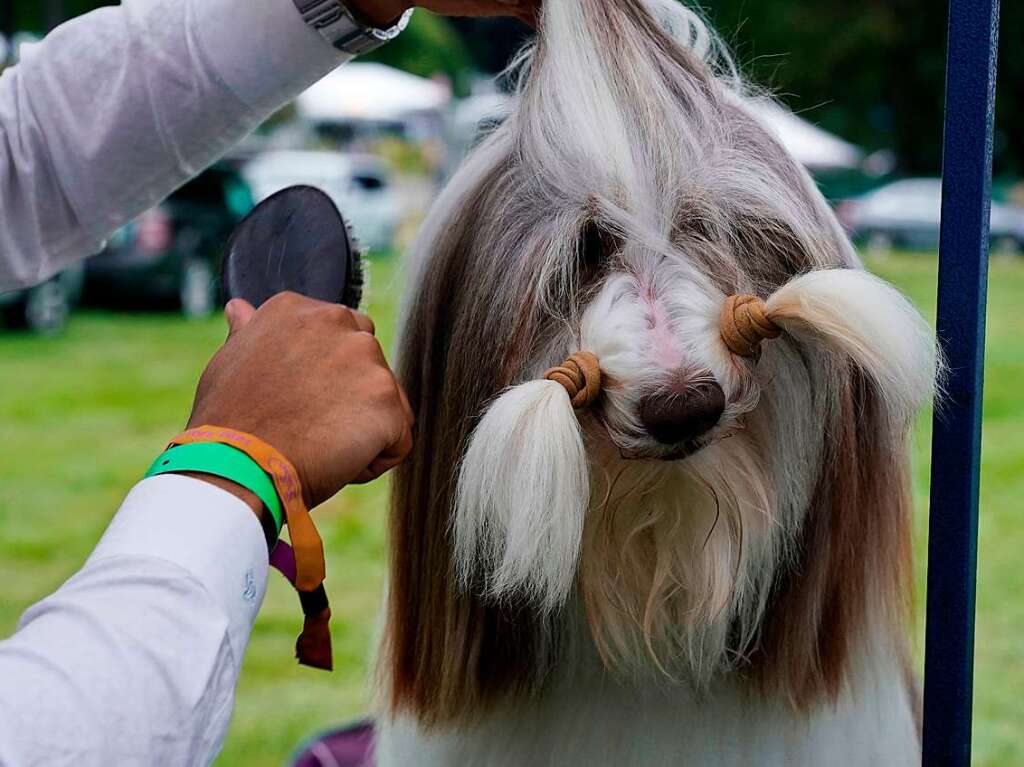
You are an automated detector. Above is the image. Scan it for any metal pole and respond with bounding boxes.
[922,0,1000,764]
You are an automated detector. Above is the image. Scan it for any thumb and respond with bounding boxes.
[225,298,256,339]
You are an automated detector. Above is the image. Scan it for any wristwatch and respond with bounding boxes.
[292,0,414,56]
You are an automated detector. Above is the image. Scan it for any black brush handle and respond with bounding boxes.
[221,185,362,309]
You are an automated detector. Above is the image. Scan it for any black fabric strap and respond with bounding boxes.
[298,584,330,616]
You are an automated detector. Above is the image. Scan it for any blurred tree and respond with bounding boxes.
[13,0,97,32]
[449,17,534,75]
[701,0,1019,176]
[454,2,1020,177]
[42,0,65,29]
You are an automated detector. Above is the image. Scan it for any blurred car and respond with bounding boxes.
[0,265,84,334]
[836,177,1024,255]
[242,151,401,252]
[84,163,253,316]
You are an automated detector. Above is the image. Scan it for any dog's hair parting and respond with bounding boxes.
[381,0,937,725]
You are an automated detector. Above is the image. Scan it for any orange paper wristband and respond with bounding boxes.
[167,425,332,670]
[169,426,324,591]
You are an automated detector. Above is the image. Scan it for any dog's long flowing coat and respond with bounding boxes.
[377,1,935,763]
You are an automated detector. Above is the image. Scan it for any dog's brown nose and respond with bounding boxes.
[639,380,725,446]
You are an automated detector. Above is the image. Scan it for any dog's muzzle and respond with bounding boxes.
[638,379,725,455]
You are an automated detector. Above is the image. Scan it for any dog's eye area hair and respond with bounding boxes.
[676,213,717,243]
[578,220,620,280]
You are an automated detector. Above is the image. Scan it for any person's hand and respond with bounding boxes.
[347,0,539,28]
[416,0,539,24]
[185,293,414,509]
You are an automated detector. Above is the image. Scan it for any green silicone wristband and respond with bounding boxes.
[145,442,284,536]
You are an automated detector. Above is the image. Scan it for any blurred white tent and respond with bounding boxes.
[297,62,451,121]
[744,99,863,172]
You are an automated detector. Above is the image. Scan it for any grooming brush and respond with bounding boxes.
[219,184,366,672]
[222,185,363,310]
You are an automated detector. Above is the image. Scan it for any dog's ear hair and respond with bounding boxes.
[751,359,919,708]
[381,242,556,728]
[747,268,936,709]
[455,379,590,613]
[764,268,937,422]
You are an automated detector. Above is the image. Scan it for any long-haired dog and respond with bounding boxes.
[375,0,936,764]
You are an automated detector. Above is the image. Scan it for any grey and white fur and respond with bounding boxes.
[375,1,937,764]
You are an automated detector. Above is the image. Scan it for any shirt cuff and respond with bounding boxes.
[192,0,350,112]
[88,475,270,659]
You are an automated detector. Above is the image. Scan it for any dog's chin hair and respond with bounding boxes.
[579,436,778,687]
[455,405,783,690]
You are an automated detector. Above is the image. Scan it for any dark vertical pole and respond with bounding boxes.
[922,0,1000,764]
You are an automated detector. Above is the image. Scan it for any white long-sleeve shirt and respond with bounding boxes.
[0,0,348,292]
[0,0,358,763]
[0,477,269,766]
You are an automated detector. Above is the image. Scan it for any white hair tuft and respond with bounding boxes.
[454,379,590,612]
[765,269,937,424]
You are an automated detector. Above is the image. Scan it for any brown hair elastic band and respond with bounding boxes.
[544,350,602,409]
[720,294,781,358]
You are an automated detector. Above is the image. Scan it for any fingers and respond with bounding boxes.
[516,9,538,26]
[396,380,414,427]
[222,290,408,489]
[270,293,379,339]
[352,419,414,484]
[225,299,256,339]
[351,378,415,484]
[312,300,375,335]
[494,0,539,25]
[391,418,415,463]
[350,309,376,335]
[352,464,383,485]
[512,0,539,26]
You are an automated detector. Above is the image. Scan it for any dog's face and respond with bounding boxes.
[582,267,749,462]
[452,227,909,686]
[569,260,791,681]
[382,0,935,725]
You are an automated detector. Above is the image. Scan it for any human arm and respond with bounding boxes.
[347,0,540,27]
[0,0,349,292]
[0,295,414,766]
[0,477,271,767]
[0,0,539,292]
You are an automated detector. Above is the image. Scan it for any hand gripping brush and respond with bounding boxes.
[220,185,366,670]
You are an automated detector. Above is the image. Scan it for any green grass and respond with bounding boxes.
[0,251,1021,765]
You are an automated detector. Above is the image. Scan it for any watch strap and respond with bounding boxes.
[293,0,413,56]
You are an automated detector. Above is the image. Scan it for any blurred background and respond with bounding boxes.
[0,2,1021,765]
